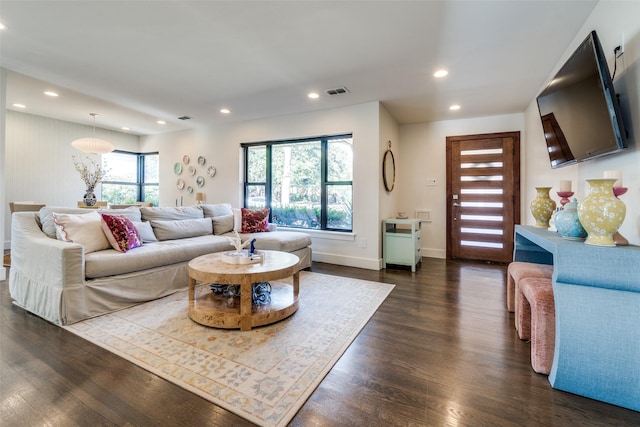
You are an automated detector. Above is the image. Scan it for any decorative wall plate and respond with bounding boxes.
[174,162,182,175]
[187,186,194,194]
[188,165,196,176]
[183,155,190,165]
[207,166,216,177]
[176,178,185,190]
[196,176,205,187]
[197,156,206,166]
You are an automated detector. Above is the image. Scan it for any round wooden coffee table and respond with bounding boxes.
[188,250,300,331]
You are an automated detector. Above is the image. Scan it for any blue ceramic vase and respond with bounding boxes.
[555,198,587,240]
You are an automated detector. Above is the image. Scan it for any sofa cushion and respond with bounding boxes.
[100,214,142,253]
[212,214,234,235]
[52,211,111,253]
[151,218,212,241]
[141,206,203,221]
[133,221,158,243]
[241,208,270,233]
[39,206,142,238]
[234,230,311,253]
[201,203,233,218]
[84,235,233,278]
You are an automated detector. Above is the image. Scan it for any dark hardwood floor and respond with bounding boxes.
[2,258,639,426]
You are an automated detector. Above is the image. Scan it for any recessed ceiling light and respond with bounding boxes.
[44,91,59,97]
[434,69,449,78]
[220,108,230,114]
[0,23,6,30]
[449,104,461,111]
[157,120,166,125]
[121,127,130,131]
[308,92,320,99]
[12,103,26,109]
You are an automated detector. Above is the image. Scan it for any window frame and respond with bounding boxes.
[101,150,159,205]
[242,133,353,232]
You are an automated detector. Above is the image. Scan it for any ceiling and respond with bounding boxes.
[0,1,598,136]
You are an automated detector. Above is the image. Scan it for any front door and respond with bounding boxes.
[446,132,520,263]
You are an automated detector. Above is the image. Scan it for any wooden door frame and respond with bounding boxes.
[445,131,521,261]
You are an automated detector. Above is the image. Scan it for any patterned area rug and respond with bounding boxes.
[63,271,394,426]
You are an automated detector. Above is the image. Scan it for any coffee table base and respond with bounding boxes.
[188,251,300,331]
[189,281,299,329]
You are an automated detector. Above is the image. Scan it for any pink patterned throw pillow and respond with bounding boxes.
[100,213,142,253]
[240,208,270,233]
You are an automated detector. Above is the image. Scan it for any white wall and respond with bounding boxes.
[141,101,387,270]
[3,111,139,246]
[1,69,7,280]
[379,103,401,261]
[523,0,640,245]
[399,114,525,258]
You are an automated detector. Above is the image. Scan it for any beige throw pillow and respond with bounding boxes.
[52,211,110,253]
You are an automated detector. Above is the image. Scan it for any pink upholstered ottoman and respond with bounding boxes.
[507,261,553,312]
[518,277,555,375]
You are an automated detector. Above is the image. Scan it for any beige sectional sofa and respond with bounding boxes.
[9,203,312,325]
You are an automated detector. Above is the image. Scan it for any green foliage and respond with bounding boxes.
[246,136,353,231]
[271,206,320,229]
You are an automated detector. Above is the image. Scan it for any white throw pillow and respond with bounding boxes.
[52,211,110,253]
[233,208,242,232]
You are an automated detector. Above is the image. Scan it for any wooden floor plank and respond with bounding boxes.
[2,258,640,426]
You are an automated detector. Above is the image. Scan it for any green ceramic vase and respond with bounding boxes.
[530,187,556,228]
[578,178,626,246]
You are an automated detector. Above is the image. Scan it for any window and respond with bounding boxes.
[102,151,159,206]
[243,134,353,231]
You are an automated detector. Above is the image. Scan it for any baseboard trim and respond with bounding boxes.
[313,250,447,270]
[421,248,446,259]
[312,252,381,270]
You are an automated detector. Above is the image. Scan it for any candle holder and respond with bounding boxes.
[613,187,627,198]
[557,191,574,207]
[613,187,628,246]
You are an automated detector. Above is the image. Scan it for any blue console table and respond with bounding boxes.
[514,225,640,412]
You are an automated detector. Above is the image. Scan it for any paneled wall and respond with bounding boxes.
[3,111,139,245]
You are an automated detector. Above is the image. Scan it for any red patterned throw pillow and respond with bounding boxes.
[100,213,142,253]
[240,208,270,233]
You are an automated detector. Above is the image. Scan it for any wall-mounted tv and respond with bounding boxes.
[536,30,626,168]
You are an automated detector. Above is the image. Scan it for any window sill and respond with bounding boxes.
[278,227,355,242]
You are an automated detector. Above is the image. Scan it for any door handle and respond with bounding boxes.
[453,202,461,207]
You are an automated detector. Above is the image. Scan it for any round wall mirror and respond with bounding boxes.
[383,145,395,192]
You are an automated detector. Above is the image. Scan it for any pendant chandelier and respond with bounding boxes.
[71,113,115,154]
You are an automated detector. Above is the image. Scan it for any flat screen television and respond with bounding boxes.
[536,30,626,168]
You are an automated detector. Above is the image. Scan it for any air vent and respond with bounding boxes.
[178,116,191,120]
[325,86,350,96]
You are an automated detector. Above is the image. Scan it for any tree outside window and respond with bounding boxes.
[243,134,352,231]
[102,151,159,206]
